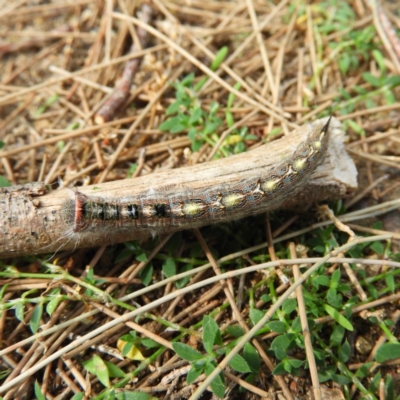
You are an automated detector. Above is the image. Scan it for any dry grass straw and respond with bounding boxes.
[0,0,400,399]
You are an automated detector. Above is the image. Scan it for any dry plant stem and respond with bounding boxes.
[345,174,389,209]
[0,117,355,258]
[266,215,288,285]
[321,205,368,301]
[0,44,166,107]
[97,66,183,183]
[370,0,400,73]
[1,253,399,387]
[0,93,35,138]
[112,12,297,128]
[350,310,400,398]
[94,4,152,123]
[306,6,321,95]
[189,234,393,400]
[193,228,294,400]
[245,0,275,97]
[223,371,270,398]
[290,243,321,400]
[153,0,292,122]
[347,147,400,171]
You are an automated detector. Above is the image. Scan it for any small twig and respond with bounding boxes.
[290,242,321,400]
[94,4,153,124]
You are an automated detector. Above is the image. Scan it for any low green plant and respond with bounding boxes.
[173,315,261,398]
[159,47,257,157]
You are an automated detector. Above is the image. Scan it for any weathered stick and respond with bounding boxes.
[0,117,357,258]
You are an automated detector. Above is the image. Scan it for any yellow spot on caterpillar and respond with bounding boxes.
[313,140,322,150]
[183,202,204,216]
[262,179,279,192]
[293,158,306,171]
[223,193,244,207]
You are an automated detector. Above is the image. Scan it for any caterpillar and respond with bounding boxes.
[61,117,332,236]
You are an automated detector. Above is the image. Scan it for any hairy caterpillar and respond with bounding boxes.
[61,117,332,236]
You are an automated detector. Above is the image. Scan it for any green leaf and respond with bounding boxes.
[282,298,297,315]
[327,288,342,308]
[186,366,203,384]
[120,342,134,357]
[375,343,400,363]
[189,107,203,125]
[288,358,304,369]
[226,325,245,338]
[229,353,252,373]
[249,308,265,325]
[385,75,400,86]
[272,361,286,375]
[369,241,384,255]
[175,264,192,289]
[225,110,234,128]
[71,393,84,400]
[181,73,195,87]
[372,49,386,73]
[166,100,182,115]
[330,269,341,286]
[330,325,345,347]
[203,315,222,353]
[115,392,151,400]
[211,46,228,71]
[355,362,374,378]
[338,340,351,362]
[194,76,208,92]
[385,273,395,293]
[141,338,160,349]
[384,373,395,400]
[339,53,351,74]
[139,263,153,287]
[312,275,330,287]
[172,342,204,361]
[346,119,365,135]
[104,361,125,378]
[15,302,24,322]
[362,72,381,87]
[46,289,62,316]
[30,303,43,334]
[331,373,351,385]
[323,304,353,331]
[243,342,260,373]
[383,89,396,105]
[227,82,241,109]
[34,381,46,400]
[136,252,148,262]
[83,355,110,387]
[270,334,295,352]
[162,257,176,278]
[0,176,11,187]
[266,321,287,333]
[126,163,137,178]
[159,116,186,133]
[204,362,225,398]
[290,317,303,333]
[34,93,60,117]
[0,283,9,301]
[203,120,221,135]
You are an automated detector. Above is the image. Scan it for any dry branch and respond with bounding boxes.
[0,117,357,258]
